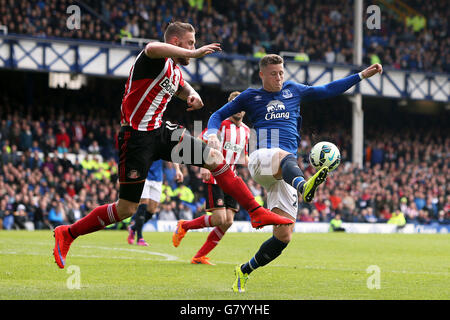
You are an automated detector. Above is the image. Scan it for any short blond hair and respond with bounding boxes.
[259,54,284,70]
[228,91,241,102]
[164,21,195,42]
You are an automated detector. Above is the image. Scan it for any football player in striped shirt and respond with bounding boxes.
[171,91,251,265]
[53,22,293,269]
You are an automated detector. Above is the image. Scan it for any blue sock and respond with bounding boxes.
[241,236,288,274]
[280,154,306,193]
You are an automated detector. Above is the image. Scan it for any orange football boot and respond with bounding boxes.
[172,220,187,248]
[191,256,216,265]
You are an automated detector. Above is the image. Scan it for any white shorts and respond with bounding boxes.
[141,179,163,202]
[248,148,298,218]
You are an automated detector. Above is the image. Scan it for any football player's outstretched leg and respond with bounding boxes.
[202,54,381,291]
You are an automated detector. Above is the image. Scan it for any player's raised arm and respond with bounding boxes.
[142,22,221,112]
[175,81,204,111]
[300,63,383,101]
[144,41,221,60]
[173,163,184,183]
[206,93,247,149]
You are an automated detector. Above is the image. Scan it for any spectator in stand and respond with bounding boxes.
[1,0,447,72]
[71,121,86,144]
[0,66,448,228]
[34,198,51,230]
[298,208,314,222]
[329,213,346,232]
[13,204,29,230]
[48,200,65,228]
[55,126,70,149]
[159,202,177,221]
[1,203,14,230]
[87,140,101,155]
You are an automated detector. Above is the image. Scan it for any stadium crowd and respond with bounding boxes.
[1,0,448,73]
[0,71,449,230]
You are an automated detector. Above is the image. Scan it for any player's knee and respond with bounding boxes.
[276,235,291,244]
[147,201,158,214]
[223,213,234,228]
[203,148,224,170]
[117,200,139,220]
[213,212,227,226]
[274,227,292,244]
[123,207,138,220]
[222,218,233,230]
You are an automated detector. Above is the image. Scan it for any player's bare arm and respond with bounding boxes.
[144,41,221,60]
[200,167,211,181]
[207,133,221,150]
[175,81,204,111]
[360,63,383,79]
[242,154,249,167]
[174,163,184,183]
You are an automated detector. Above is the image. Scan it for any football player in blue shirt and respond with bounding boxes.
[206,54,382,292]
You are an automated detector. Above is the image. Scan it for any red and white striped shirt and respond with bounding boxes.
[200,119,250,184]
[120,50,184,131]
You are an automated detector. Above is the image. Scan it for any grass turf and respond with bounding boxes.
[0,230,449,300]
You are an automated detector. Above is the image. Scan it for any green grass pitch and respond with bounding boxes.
[0,230,449,300]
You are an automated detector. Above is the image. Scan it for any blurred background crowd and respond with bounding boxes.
[0,69,448,230]
[1,0,448,72]
[0,0,448,230]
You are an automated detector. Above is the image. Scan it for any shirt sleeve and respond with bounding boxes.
[206,91,248,137]
[244,129,250,156]
[177,66,185,88]
[296,73,361,102]
[198,128,208,142]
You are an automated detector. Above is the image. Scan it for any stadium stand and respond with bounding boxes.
[0,68,448,230]
[1,0,448,72]
[0,1,448,230]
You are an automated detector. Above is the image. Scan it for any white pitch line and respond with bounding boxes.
[0,241,179,262]
[1,240,448,276]
[0,250,172,262]
[77,245,179,261]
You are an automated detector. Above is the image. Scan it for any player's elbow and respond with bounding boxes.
[144,42,162,58]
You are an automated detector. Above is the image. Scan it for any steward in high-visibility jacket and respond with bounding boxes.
[329,214,346,232]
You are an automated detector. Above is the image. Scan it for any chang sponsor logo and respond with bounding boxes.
[265,100,290,120]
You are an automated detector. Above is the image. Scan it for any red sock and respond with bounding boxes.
[194,227,225,258]
[182,215,212,231]
[211,163,260,212]
[69,203,119,238]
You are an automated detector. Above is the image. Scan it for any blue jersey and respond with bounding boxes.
[146,159,163,182]
[207,74,361,155]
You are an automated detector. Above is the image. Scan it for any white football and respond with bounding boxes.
[309,141,341,172]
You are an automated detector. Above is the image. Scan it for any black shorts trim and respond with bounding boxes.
[119,180,145,203]
[117,123,212,202]
[204,183,238,211]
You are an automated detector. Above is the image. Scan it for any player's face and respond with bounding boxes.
[175,31,196,66]
[260,63,284,92]
[231,111,245,122]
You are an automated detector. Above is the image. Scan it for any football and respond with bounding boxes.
[309,141,341,172]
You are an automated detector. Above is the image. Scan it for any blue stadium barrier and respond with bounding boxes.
[0,34,448,102]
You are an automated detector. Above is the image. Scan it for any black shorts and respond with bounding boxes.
[204,183,238,212]
[118,121,210,203]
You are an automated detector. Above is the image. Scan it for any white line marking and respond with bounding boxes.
[78,245,178,261]
[0,240,179,262]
